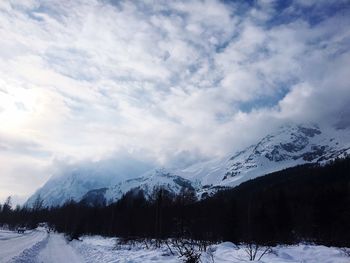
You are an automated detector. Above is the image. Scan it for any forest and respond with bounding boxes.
[1,157,349,247]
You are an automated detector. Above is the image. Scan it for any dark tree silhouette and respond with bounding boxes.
[1,157,349,247]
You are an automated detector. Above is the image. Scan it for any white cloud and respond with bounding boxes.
[0,0,349,200]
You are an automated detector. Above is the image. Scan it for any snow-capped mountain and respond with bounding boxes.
[104,169,201,204]
[177,124,350,194]
[26,156,153,207]
[26,124,350,207]
[26,167,117,207]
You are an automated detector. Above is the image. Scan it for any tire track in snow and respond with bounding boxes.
[9,235,49,263]
[0,230,47,262]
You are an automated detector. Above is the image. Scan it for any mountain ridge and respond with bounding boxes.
[26,124,350,207]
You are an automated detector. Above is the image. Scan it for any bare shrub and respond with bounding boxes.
[243,243,272,261]
[204,246,216,263]
[340,247,350,257]
[169,238,202,263]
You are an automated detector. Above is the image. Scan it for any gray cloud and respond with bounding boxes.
[0,133,51,157]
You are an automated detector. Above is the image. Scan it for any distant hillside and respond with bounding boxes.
[26,124,350,208]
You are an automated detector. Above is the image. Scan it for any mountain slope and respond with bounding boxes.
[26,124,350,207]
[26,168,116,207]
[104,169,201,204]
[26,157,153,207]
[177,124,350,192]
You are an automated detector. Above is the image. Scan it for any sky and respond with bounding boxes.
[0,0,349,203]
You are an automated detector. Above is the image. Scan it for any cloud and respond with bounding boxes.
[0,0,349,200]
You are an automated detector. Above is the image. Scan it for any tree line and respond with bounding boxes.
[1,157,349,247]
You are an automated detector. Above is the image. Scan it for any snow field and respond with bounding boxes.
[71,236,350,263]
[37,234,84,263]
[1,229,349,262]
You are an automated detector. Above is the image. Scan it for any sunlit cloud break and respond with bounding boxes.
[0,0,349,201]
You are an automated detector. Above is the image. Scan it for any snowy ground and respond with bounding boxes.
[0,229,47,263]
[0,229,349,262]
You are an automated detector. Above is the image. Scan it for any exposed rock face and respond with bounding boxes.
[80,188,108,207]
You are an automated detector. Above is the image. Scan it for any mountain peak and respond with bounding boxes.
[26,124,350,208]
[221,123,349,184]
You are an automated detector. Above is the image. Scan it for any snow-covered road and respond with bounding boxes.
[0,229,83,263]
[0,229,47,262]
